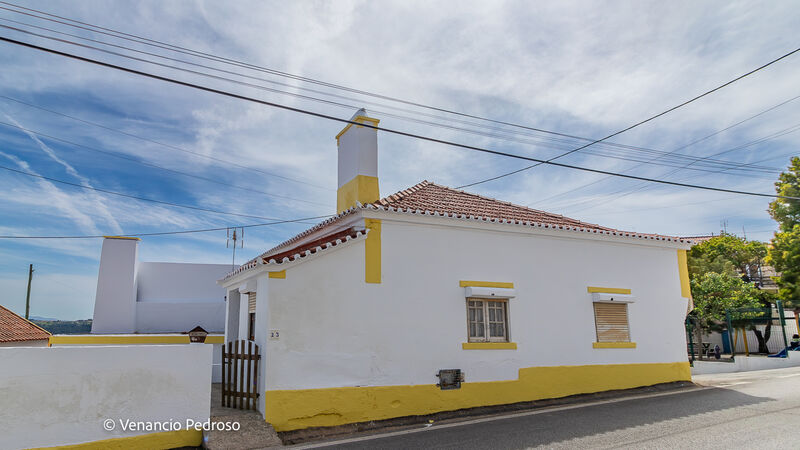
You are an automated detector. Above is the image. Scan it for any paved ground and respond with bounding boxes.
[299,367,800,449]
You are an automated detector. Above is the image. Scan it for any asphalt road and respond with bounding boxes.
[307,366,800,449]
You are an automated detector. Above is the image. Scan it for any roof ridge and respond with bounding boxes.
[411,181,612,230]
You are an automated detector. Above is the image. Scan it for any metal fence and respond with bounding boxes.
[687,301,798,362]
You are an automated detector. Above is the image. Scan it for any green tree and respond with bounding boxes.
[688,234,767,284]
[688,234,775,355]
[691,272,762,328]
[767,157,800,308]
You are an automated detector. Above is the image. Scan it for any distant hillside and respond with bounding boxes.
[33,319,92,334]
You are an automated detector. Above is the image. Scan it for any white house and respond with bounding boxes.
[91,236,230,334]
[50,237,232,381]
[220,109,694,432]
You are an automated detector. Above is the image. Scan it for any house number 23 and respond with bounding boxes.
[269,330,280,340]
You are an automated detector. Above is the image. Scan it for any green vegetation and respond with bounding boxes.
[33,319,92,334]
[767,156,800,308]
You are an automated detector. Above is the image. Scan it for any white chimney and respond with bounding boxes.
[335,108,380,213]
[91,236,140,333]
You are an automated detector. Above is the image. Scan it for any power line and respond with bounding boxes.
[0,214,335,239]
[456,48,800,189]
[0,162,322,221]
[530,93,800,207]
[1,35,795,201]
[0,4,784,176]
[0,120,329,207]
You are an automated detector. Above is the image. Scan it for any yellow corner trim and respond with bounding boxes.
[337,175,380,213]
[677,250,692,299]
[264,361,690,431]
[49,334,225,345]
[365,218,382,284]
[593,342,637,349]
[28,429,201,449]
[335,115,381,142]
[459,280,514,289]
[102,236,141,241]
[462,342,517,350]
[587,286,631,294]
[269,270,286,279]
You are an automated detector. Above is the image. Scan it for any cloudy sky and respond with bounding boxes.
[0,0,798,319]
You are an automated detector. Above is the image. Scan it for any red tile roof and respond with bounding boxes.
[375,181,614,231]
[0,304,51,343]
[226,180,689,280]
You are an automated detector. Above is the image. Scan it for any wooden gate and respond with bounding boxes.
[221,340,260,410]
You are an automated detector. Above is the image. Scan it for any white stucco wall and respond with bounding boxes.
[91,238,138,333]
[255,214,690,391]
[692,352,800,375]
[0,344,211,450]
[91,239,229,335]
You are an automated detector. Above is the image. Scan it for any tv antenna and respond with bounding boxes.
[227,227,244,270]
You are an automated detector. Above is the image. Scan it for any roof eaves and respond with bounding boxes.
[363,203,692,246]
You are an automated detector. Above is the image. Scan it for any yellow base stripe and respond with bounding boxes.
[459,280,514,289]
[49,334,224,345]
[28,429,201,450]
[593,342,637,348]
[462,342,517,350]
[587,286,631,294]
[336,175,380,213]
[265,361,690,431]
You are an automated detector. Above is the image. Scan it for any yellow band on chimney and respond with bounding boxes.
[337,175,379,213]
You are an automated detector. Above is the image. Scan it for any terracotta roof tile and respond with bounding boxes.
[374,181,614,231]
[227,180,689,280]
[0,304,51,343]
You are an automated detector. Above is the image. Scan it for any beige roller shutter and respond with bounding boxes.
[248,292,257,313]
[593,302,630,342]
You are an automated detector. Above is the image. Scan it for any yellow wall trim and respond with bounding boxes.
[587,286,631,294]
[459,280,515,289]
[336,175,380,213]
[462,342,517,350]
[677,250,692,299]
[593,342,637,349]
[265,361,690,431]
[365,219,382,283]
[49,334,224,345]
[102,236,140,241]
[28,429,201,449]
[269,270,286,279]
[335,115,381,143]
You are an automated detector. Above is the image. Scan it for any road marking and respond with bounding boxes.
[778,373,800,378]
[716,381,752,386]
[291,386,710,449]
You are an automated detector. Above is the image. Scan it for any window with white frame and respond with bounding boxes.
[467,298,509,342]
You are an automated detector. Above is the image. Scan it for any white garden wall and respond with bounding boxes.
[692,352,800,375]
[0,344,212,450]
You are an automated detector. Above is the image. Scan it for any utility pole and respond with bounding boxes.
[227,228,244,271]
[25,264,33,320]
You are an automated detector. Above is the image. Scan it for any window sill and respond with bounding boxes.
[593,342,636,349]
[462,342,517,350]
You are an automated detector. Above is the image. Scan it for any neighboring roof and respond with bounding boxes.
[0,304,51,343]
[226,180,691,280]
[680,235,716,244]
